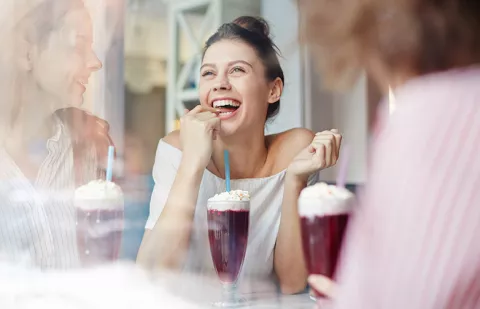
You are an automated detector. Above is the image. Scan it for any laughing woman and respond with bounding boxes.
[0,0,113,269]
[137,16,342,294]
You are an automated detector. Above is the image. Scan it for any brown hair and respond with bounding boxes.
[203,16,284,120]
[297,0,480,89]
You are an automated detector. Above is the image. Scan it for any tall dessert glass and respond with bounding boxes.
[207,190,250,308]
[75,179,124,266]
[298,182,353,300]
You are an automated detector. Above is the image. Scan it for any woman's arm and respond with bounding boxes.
[274,172,310,294]
[273,128,341,294]
[137,106,220,269]
[136,140,205,269]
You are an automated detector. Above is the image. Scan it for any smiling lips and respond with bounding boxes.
[76,79,88,93]
[212,99,241,118]
[76,76,90,91]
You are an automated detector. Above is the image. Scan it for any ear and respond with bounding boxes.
[267,77,283,104]
[15,38,34,72]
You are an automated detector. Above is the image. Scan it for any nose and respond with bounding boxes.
[212,78,232,92]
[87,51,103,72]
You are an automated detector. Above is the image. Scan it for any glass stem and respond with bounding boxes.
[221,282,236,304]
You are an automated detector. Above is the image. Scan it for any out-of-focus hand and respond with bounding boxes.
[287,129,342,181]
[180,105,220,168]
[308,275,337,299]
[55,107,113,155]
[55,107,115,181]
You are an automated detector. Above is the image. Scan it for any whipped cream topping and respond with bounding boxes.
[207,190,250,211]
[208,190,250,202]
[75,180,123,200]
[298,182,354,217]
[207,200,250,211]
[74,180,124,211]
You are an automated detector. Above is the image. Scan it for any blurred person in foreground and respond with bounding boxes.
[0,0,113,269]
[137,16,342,294]
[297,0,480,308]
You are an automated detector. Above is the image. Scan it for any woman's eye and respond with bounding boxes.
[201,71,214,77]
[231,67,245,73]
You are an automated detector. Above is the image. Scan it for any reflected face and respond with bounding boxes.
[199,39,274,137]
[31,7,102,108]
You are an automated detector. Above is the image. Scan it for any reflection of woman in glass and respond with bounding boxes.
[0,0,113,269]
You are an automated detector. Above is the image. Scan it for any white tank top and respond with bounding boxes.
[146,140,317,282]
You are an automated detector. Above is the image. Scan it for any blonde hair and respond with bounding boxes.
[0,0,85,141]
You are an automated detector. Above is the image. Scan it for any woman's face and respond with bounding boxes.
[199,39,281,137]
[29,7,102,108]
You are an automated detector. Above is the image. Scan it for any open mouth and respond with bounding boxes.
[213,99,241,116]
[76,81,86,92]
[76,79,88,91]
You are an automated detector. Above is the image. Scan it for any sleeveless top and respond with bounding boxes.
[146,140,318,281]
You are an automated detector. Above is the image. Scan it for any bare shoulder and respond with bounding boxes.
[267,128,314,168]
[162,130,182,150]
[268,128,315,151]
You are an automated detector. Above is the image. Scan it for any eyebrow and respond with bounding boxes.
[200,60,253,70]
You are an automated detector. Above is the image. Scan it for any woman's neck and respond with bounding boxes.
[211,130,270,179]
[3,82,55,154]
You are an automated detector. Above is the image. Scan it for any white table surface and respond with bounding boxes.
[158,270,318,308]
[234,292,315,308]
[0,263,320,309]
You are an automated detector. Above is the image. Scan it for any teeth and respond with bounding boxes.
[213,100,240,108]
[219,112,233,115]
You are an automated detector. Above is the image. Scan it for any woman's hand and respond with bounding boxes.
[287,129,342,181]
[308,275,337,299]
[180,105,220,168]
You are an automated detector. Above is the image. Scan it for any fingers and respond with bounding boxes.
[331,129,342,158]
[196,111,218,121]
[185,104,203,116]
[311,142,327,168]
[314,137,333,166]
[195,111,220,139]
[185,104,219,116]
[206,117,221,140]
[181,105,220,128]
[312,129,343,168]
[312,131,333,167]
[308,275,336,298]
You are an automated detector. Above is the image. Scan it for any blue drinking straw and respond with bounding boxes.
[106,146,115,182]
[224,150,231,192]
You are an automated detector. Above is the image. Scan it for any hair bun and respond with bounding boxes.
[232,16,270,38]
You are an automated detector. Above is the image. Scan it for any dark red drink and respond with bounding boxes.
[74,180,124,267]
[300,214,349,278]
[298,183,354,299]
[207,201,250,284]
[76,208,124,266]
